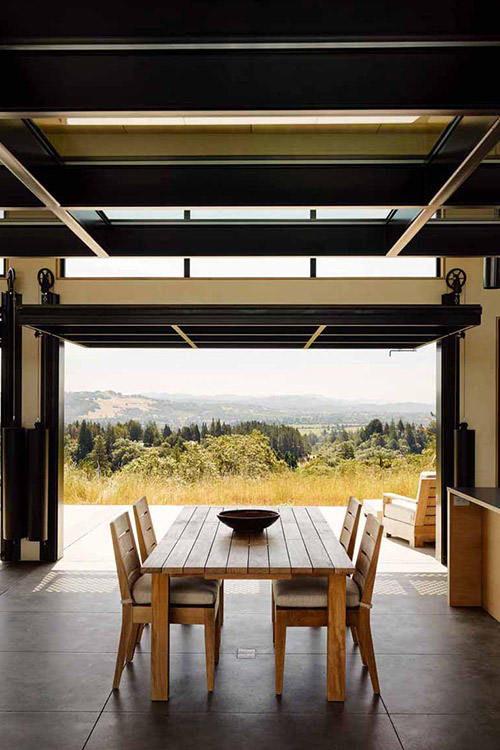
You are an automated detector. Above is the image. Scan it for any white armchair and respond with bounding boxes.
[382,471,436,548]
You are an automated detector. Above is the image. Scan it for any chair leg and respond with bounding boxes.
[219,581,224,627]
[274,610,287,695]
[204,608,216,692]
[136,623,146,645]
[126,623,141,663]
[357,630,368,666]
[350,625,359,645]
[357,610,380,694]
[113,605,133,689]
[215,604,222,664]
[272,587,276,644]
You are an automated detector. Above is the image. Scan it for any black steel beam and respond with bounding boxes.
[39,324,455,336]
[69,341,435,349]
[18,163,428,209]
[2,47,500,114]
[1,219,500,257]
[18,303,482,329]
[1,1,498,44]
[1,161,498,211]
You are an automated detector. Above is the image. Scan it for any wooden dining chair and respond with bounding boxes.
[133,496,224,627]
[110,511,221,691]
[273,514,384,695]
[340,497,362,560]
[271,498,362,640]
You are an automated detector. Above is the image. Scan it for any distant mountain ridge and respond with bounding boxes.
[65,391,434,428]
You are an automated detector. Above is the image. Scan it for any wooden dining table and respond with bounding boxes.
[142,505,355,702]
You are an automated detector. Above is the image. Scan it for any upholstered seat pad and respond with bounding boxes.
[384,498,417,524]
[273,577,360,609]
[133,575,220,606]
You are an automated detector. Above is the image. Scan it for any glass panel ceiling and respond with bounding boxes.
[102,208,391,222]
[34,116,454,161]
[189,208,311,220]
[104,209,184,221]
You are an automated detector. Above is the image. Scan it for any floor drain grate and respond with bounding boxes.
[237,648,257,659]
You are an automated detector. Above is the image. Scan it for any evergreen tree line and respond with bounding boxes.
[326,417,433,456]
[66,418,310,471]
[65,416,434,475]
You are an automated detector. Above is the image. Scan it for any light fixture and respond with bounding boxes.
[66,115,419,126]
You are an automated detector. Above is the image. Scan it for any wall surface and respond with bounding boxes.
[455,257,500,620]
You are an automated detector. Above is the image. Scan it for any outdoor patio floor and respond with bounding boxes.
[0,505,499,750]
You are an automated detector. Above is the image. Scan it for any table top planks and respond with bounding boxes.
[142,505,355,578]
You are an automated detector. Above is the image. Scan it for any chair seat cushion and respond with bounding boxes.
[133,575,220,606]
[384,498,417,524]
[273,577,360,609]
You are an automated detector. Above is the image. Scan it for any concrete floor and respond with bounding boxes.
[0,505,499,750]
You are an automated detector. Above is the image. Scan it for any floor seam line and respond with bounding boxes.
[81,690,112,750]
[380,695,406,750]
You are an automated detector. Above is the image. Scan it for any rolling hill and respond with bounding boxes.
[65,391,434,428]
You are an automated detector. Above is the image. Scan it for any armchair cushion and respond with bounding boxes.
[133,575,220,606]
[273,577,361,609]
[383,497,417,524]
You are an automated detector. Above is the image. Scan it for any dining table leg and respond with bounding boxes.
[327,573,346,701]
[151,573,169,701]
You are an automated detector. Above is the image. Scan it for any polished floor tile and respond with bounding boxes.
[86,711,400,750]
[0,563,40,596]
[0,568,121,613]
[372,572,451,614]
[0,711,98,750]
[0,651,114,712]
[0,612,121,653]
[371,610,500,654]
[105,652,382,714]
[378,653,500,715]
[392,713,500,750]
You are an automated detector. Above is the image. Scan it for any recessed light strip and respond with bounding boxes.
[67,115,419,126]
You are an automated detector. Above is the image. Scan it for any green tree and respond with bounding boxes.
[127,420,143,442]
[405,423,417,453]
[111,438,145,470]
[360,419,383,441]
[144,421,161,446]
[88,434,110,475]
[162,423,172,438]
[180,425,193,441]
[75,420,93,463]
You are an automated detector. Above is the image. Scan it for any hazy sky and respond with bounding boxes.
[65,343,436,403]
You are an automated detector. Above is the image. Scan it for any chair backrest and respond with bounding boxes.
[110,512,142,602]
[133,496,157,563]
[414,471,437,527]
[353,514,384,607]
[339,497,362,560]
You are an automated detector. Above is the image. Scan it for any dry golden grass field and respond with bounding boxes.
[64,464,425,506]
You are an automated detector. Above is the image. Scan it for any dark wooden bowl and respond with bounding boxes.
[217,509,280,533]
